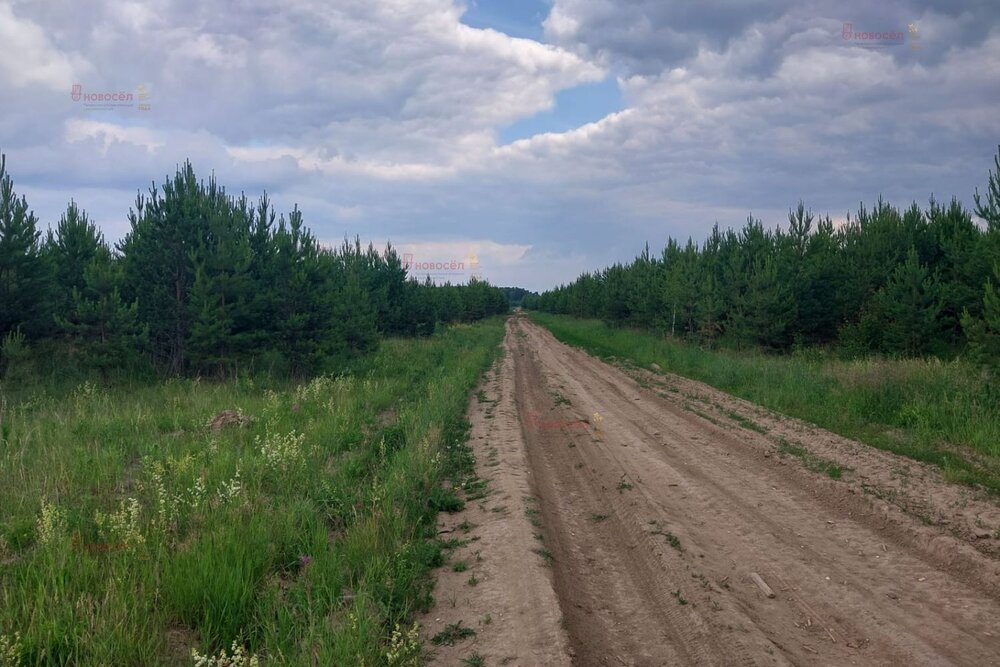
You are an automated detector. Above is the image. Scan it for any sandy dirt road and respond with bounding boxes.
[423,315,1000,666]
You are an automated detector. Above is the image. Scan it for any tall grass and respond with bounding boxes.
[0,318,505,666]
[529,313,1000,493]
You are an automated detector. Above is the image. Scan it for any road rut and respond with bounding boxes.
[426,315,1000,666]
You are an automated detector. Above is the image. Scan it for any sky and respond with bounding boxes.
[0,0,998,292]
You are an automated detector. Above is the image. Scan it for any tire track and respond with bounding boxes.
[509,314,1000,666]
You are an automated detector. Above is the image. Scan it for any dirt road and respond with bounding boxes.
[423,315,1000,666]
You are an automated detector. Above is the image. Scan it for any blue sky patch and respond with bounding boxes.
[498,77,623,145]
[460,0,549,40]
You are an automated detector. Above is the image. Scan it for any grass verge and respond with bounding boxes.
[0,318,505,666]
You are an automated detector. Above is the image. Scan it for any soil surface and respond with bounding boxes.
[422,314,1000,666]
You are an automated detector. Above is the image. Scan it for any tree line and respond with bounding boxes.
[525,148,1000,367]
[0,155,508,379]
[498,286,538,307]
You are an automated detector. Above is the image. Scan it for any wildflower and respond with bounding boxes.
[36,501,67,546]
[146,463,177,532]
[257,427,307,472]
[190,641,260,667]
[217,466,243,505]
[187,475,207,509]
[385,622,420,666]
[0,632,23,667]
[294,376,336,402]
[95,497,145,549]
[72,380,98,402]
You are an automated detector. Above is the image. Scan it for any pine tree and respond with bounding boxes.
[327,270,379,362]
[120,164,205,373]
[873,247,943,355]
[121,163,253,374]
[973,145,1000,233]
[796,216,846,344]
[56,249,148,377]
[187,192,253,374]
[0,152,50,338]
[742,255,797,350]
[188,262,235,375]
[961,262,1000,373]
[45,200,104,316]
[925,198,988,346]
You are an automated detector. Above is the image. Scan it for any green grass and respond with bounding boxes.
[661,531,682,551]
[462,477,490,501]
[430,621,476,647]
[528,313,1000,494]
[461,652,486,667]
[0,318,505,666]
[552,393,572,406]
[777,438,845,480]
[724,410,767,434]
[531,547,554,566]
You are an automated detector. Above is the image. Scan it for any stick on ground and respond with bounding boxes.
[750,572,776,598]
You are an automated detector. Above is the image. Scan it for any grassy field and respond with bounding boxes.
[0,319,505,666]
[528,313,1000,494]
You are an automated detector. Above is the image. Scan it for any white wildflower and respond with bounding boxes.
[385,622,420,666]
[294,375,339,403]
[216,467,243,505]
[0,632,23,667]
[257,427,307,472]
[72,380,98,402]
[187,475,207,510]
[95,497,145,549]
[148,464,177,532]
[36,501,66,546]
[190,641,260,667]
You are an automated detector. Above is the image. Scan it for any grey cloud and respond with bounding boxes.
[545,0,1000,76]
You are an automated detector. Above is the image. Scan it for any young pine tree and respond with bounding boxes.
[973,145,1000,234]
[45,200,105,316]
[742,255,797,350]
[961,146,1000,371]
[56,248,148,377]
[960,262,1000,373]
[0,153,51,338]
[873,247,943,356]
[120,164,204,373]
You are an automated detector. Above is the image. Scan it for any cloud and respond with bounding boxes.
[0,0,998,292]
[0,3,90,90]
[65,119,165,153]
